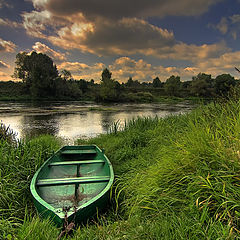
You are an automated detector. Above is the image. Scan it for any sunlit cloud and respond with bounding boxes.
[0,71,11,81]
[55,51,240,83]
[196,51,240,74]
[58,61,106,80]
[32,42,66,62]
[56,57,199,83]
[109,57,184,82]
[18,0,240,82]
[0,38,16,52]
[22,10,52,38]
[22,5,229,63]
[0,60,10,68]
[148,42,230,61]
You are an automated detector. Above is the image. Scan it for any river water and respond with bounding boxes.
[0,101,195,142]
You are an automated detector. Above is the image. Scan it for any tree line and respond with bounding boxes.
[1,51,238,102]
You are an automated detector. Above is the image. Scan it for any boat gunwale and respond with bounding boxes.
[30,145,114,220]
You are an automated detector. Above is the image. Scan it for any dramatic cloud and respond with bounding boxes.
[0,38,16,52]
[0,60,10,68]
[32,0,222,20]
[48,18,175,56]
[32,42,66,62]
[23,3,228,62]
[20,0,237,81]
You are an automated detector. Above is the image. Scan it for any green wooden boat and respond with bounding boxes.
[30,145,114,226]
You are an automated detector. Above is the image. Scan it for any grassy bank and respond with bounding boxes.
[1,99,240,239]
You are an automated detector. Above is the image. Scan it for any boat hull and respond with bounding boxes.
[30,145,114,226]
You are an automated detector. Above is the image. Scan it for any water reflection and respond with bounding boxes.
[22,114,59,139]
[0,101,195,141]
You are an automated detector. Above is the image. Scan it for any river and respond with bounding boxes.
[0,101,195,143]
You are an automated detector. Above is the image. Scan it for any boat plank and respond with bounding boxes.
[37,176,110,187]
[61,149,97,155]
[49,160,105,167]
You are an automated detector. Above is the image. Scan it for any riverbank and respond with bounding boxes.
[1,99,240,239]
[0,94,204,104]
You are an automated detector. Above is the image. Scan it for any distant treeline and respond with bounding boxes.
[0,51,239,102]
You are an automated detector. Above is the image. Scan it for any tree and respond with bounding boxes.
[99,68,118,101]
[61,69,72,81]
[125,77,141,88]
[79,79,88,93]
[101,68,112,82]
[214,74,236,96]
[126,77,134,87]
[13,51,58,98]
[164,75,181,96]
[90,79,95,86]
[152,77,162,88]
[190,73,213,97]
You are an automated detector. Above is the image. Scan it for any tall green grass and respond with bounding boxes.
[0,135,61,239]
[2,99,240,239]
[77,100,240,239]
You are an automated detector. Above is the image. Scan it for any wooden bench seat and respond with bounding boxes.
[48,160,105,167]
[61,149,97,155]
[37,176,110,187]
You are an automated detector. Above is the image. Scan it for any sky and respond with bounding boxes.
[1,0,240,83]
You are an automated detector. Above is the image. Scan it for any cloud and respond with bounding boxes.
[150,41,230,61]
[0,71,11,81]
[0,38,16,52]
[216,17,228,34]
[57,61,106,80]
[55,51,240,83]
[22,10,52,38]
[197,51,240,71]
[22,0,233,77]
[210,14,240,40]
[0,18,23,28]
[109,57,193,82]
[48,18,175,56]
[23,5,228,62]
[0,0,13,9]
[22,9,77,38]
[56,57,199,83]
[32,0,222,20]
[0,60,10,68]
[32,42,66,62]
[230,14,240,24]
[209,17,228,34]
